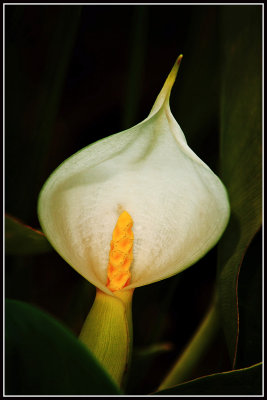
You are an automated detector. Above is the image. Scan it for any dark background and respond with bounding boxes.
[5,5,260,394]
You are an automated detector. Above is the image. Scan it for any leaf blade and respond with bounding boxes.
[5,214,52,255]
[5,299,121,395]
[217,5,262,365]
[154,363,262,395]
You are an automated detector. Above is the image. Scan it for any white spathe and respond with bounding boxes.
[38,56,230,295]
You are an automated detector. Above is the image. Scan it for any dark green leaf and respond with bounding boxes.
[122,6,149,129]
[5,214,52,255]
[126,342,173,392]
[5,299,121,395]
[5,5,82,222]
[154,363,262,395]
[217,5,262,365]
[235,229,262,369]
[172,6,220,155]
[134,342,174,359]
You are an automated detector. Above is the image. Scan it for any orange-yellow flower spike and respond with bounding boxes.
[106,211,134,292]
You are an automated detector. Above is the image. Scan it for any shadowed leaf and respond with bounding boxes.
[5,214,52,255]
[217,5,262,366]
[154,363,262,395]
[235,229,262,369]
[5,299,122,395]
[5,5,82,222]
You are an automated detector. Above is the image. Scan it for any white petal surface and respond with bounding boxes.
[38,56,230,294]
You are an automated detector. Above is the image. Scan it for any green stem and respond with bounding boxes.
[158,301,219,390]
[79,289,134,388]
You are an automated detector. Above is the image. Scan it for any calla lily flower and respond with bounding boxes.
[38,55,230,296]
[38,55,230,386]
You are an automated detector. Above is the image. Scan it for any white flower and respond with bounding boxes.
[38,55,230,295]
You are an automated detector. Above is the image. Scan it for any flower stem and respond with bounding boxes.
[79,289,134,388]
[158,301,219,390]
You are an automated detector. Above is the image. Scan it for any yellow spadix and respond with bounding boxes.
[106,211,134,292]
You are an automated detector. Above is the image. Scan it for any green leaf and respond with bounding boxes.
[5,5,82,222]
[157,303,220,390]
[5,299,122,395]
[235,230,262,369]
[217,5,262,366]
[154,363,262,395]
[122,6,149,129]
[126,342,173,393]
[134,342,174,359]
[5,214,52,255]
[172,6,220,154]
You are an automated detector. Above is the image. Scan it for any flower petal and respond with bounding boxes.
[38,56,230,293]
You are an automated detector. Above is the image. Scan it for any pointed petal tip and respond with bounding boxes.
[148,53,184,116]
[166,53,183,90]
[176,54,183,66]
